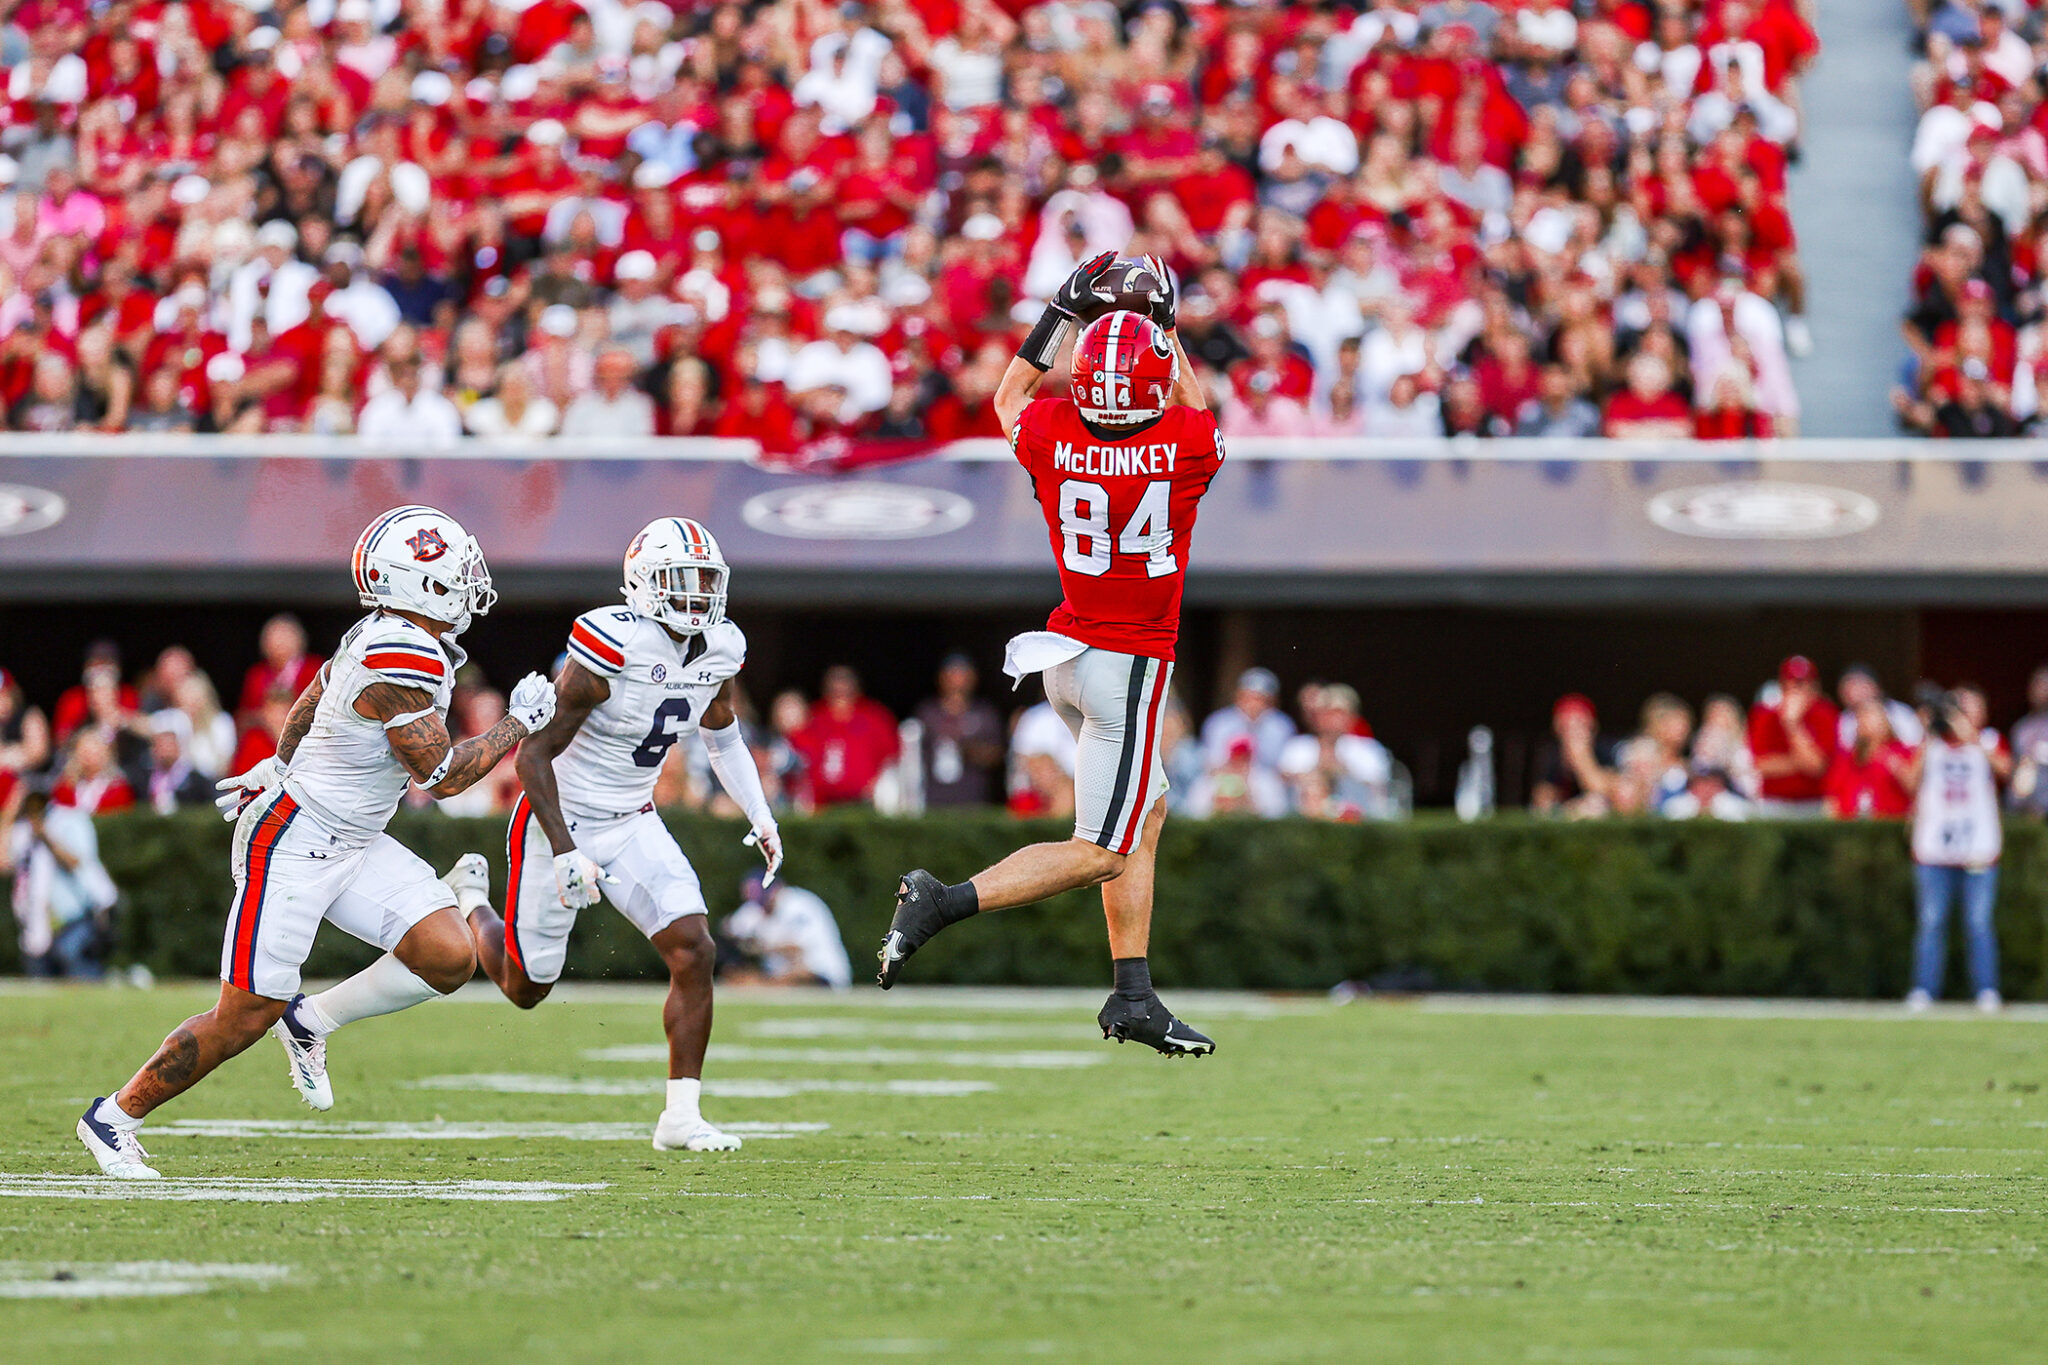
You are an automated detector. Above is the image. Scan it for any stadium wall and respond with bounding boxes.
[21,810,2048,1000]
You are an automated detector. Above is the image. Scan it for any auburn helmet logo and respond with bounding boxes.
[628,530,650,557]
[406,527,449,562]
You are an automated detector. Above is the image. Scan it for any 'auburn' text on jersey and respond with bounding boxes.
[1014,396,1223,660]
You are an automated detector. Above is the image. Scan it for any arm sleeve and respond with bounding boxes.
[702,720,776,833]
[565,610,630,679]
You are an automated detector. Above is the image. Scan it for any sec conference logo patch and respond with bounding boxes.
[0,484,66,537]
[651,664,667,682]
[740,482,974,541]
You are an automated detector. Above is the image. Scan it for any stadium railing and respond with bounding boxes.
[0,435,2045,462]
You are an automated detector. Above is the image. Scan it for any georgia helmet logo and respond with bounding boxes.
[406,527,450,561]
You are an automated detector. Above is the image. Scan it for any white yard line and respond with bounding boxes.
[0,1175,608,1203]
[744,1019,1070,1041]
[149,1119,827,1142]
[585,1044,1102,1069]
[1410,994,2048,1022]
[0,1261,290,1299]
[406,1073,997,1098]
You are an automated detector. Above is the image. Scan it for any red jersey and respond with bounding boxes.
[1012,397,1224,661]
[1748,697,1840,802]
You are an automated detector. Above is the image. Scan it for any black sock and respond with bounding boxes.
[936,880,980,925]
[1113,957,1153,1000]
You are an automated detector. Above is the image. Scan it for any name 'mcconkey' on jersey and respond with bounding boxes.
[1012,396,1225,661]
[556,608,747,818]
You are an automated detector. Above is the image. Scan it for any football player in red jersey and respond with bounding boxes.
[878,253,1221,1057]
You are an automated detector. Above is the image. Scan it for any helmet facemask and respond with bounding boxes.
[629,558,727,635]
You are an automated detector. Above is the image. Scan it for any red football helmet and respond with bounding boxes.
[1071,310,1177,425]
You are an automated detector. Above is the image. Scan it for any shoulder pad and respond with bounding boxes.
[355,617,450,692]
[704,620,747,675]
[567,607,638,679]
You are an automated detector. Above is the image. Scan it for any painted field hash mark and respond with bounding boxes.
[151,1119,830,1142]
[0,1175,609,1203]
[406,1074,998,1097]
[0,1261,291,1299]
[590,1044,1104,1069]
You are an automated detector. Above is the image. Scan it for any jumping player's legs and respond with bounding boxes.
[1100,795,1166,959]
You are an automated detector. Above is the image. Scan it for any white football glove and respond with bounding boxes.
[508,672,557,734]
[214,756,284,822]
[552,848,611,910]
[743,825,783,888]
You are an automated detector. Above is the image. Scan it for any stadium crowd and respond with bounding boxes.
[1533,655,2048,820]
[0,0,1813,445]
[1894,0,2048,437]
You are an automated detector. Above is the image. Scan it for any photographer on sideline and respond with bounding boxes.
[6,787,119,979]
[1905,689,2004,1012]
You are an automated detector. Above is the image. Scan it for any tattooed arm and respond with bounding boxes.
[353,681,527,798]
[274,664,328,766]
[513,659,611,856]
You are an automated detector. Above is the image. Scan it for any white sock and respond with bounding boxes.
[448,882,489,916]
[96,1095,143,1130]
[300,953,440,1034]
[665,1077,702,1121]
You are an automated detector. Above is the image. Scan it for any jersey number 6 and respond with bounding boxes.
[1058,478,1175,579]
[631,697,694,768]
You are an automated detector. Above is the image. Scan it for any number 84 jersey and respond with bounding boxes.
[1013,396,1223,662]
[553,607,747,818]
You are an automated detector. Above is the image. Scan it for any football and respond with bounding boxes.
[1076,256,1164,324]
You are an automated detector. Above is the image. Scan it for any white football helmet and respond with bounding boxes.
[623,517,728,635]
[351,504,497,635]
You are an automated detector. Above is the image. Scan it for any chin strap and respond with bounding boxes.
[700,719,775,835]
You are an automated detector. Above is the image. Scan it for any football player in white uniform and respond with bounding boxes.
[460,517,780,1153]
[77,505,557,1179]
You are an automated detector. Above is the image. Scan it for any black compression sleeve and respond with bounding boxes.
[1018,308,1074,371]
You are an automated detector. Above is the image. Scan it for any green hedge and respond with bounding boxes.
[8,810,2047,999]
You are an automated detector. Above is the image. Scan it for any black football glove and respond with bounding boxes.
[1050,250,1119,321]
[1142,254,1177,332]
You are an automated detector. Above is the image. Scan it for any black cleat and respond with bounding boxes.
[1098,992,1216,1057]
[877,869,949,990]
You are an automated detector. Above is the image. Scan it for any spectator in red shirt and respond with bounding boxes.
[51,730,136,816]
[1826,698,1916,819]
[238,613,323,727]
[788,666,900,808]
[52,642,139,744]
[228,685,295,777]
[1603,353,1694,438]
[1748,655,1840,815]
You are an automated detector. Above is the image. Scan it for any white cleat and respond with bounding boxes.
[1905,988,1933,1013]
[273,996,334,1111]
[77,1100,160,1180]
[1977,989,2004,1014]
[443,852,490,908]
[652,1112,743,1152]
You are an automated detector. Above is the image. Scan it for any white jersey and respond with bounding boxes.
[282,611,455,848]
[1913,740,2003,868]
[555,606,746,818]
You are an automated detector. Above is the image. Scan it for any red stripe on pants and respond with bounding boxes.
[503,795,531,975]
[1115,665,1170,854]
[229,792,297,991]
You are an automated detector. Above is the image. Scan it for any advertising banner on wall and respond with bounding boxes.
[4,448,2047,601]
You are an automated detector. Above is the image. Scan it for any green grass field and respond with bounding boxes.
[2,982,2044,1364]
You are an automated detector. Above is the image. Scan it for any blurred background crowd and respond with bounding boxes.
[1892,0,2048,437]
[0,0,1815,445]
